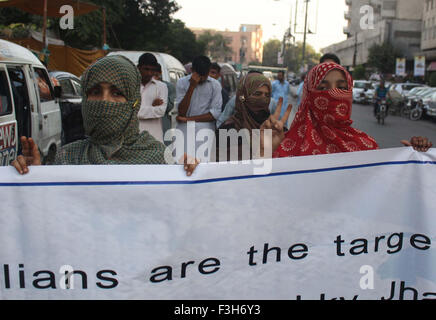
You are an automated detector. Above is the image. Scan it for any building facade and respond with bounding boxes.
[421,0,436,71]
[191,24,263,66]
[322,0,424,71]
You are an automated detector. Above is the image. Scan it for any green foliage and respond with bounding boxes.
[262,39,282,67]
[0,0,205,63]
[0,7,40,26]
[352,64,366,80]
[262,39,321,72]
[159,19,205,64]
[367,42,402,75]
[197,31,232,62]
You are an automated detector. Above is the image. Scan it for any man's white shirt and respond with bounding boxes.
[138,78,168,143]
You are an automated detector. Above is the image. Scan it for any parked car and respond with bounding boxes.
[390,83,424,98]
[423,91,436,118]
[407,87,435,107]
[353,80,373,104]
[49,70,84,145]
[363,82,378,103]
[390,85,419,106]
[0,39,62,166]
[401,87,436,118]
[107,51,186,88]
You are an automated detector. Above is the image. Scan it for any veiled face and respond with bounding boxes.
[86,82,127,103]
[251,84,271,99]
[316,70,348,91]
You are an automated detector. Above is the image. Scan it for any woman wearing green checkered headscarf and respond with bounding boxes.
[55,55,166,165]
[12,55,199,175]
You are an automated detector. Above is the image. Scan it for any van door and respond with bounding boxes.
[0,64,18,166]
[31,66,61,158]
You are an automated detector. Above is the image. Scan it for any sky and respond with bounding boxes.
[173,0,348,53]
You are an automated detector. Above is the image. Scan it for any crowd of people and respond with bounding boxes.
[11,52,433,175]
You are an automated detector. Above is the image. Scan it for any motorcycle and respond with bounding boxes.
[409,99,424,121]
[376,98,387,125]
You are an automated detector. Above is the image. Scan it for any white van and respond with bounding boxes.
[107,50,186,87]
[0,39,62,166]
[107,50,186,131]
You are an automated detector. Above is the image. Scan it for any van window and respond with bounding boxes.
[71,79,82,96]
[0,70,13,116]
[59,79,75,97]
[34,67,54,102]
[7,66,31,139]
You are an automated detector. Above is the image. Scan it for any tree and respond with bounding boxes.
[262,39,282,67]
[197,31,233,62]
[367,42,402,75]
[262,39,321,72]
[429,72,436,87]
[159,19,205,64]
[352,65,366,80]
[285,42,321,72]
[0,0,205,63]
[0,7,43,39]
[58,0,125,49]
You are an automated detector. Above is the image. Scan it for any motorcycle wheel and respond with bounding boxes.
[410,108,423,121]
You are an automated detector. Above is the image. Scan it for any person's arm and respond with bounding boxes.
[177,73,201,117]
[216,97,236,128]
[137,84,168,119]
[259,98,293,157]
[207,80,223,121]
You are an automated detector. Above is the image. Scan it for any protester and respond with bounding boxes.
[257,62,432,158]
[216,71,277,128]
[271,70,290,119]
[209,62,230,112]
[154,63,176,146]
[320,53,341,65]
[374,79,390,116]
[214,72,291,161]
[11,55,198,176]
[137,53,168,143]
[175,55,222,161]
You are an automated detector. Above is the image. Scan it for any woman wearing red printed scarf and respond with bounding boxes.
[259,62,432,157]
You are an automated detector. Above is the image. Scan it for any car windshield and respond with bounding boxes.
[354,82,369,89]
[416,88,434,97]
[422,89,436,98]
[403,84,421,91]
[408,87,424,95]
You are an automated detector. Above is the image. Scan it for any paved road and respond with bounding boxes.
[350,103,436,149]
[287,94,436,149]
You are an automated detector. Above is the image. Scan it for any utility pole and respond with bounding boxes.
[301,0,309,71]
[294,0,298,46]
[353,34,358,69]
[41,0,49,65]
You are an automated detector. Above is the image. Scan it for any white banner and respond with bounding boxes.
[1,148,436,300]
[396,58,406,76]
[414,56,426,77]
